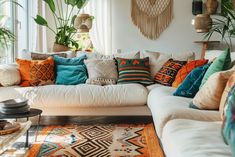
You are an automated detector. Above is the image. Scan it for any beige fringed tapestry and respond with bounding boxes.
[131,0,173,40]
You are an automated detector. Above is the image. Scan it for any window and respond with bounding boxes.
[0,1,14,64]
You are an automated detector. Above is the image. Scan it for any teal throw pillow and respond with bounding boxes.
[173,63,211,98]
[54,55,88,85]
[222,84,235,156]
[200,48,231,88]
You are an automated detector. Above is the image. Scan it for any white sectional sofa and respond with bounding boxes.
[0,50,233,156]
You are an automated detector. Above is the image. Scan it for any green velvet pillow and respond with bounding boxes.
[200,48,231,88]
[54,55,88,85]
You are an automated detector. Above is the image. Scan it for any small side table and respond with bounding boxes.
[0,108,42,147]
[194,41,220,59]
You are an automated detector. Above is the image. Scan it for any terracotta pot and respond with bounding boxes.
[53,43,69,52]
[194,14,212,33]
[206,0,218,14]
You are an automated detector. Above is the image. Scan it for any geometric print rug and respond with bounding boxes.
[28,124,164,157]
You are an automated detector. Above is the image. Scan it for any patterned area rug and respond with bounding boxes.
[28,124,164,157]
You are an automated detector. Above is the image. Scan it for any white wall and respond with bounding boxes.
[111,0,203,56]
[46,0,232,56]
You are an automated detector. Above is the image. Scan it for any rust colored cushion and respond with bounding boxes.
[155,59,186,86]
[172,60,208,88]
[16,58,55,87]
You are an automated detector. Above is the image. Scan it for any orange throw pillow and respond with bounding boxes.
[16,57,55,87]
[172,59,208,88]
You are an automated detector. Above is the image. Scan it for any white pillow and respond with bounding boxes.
[0,64,21,87]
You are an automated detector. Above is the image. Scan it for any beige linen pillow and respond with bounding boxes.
[192,69,235,110]
[0,64,21,87]
[84,59,118,85]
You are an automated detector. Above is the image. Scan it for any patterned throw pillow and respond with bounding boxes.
[116,57,153,85]
[172,59,208,88]
[30,57,55,86]
[16,57,55,87]
[84,59,118,85]
[155,59,186,86]
[222,85,235,156]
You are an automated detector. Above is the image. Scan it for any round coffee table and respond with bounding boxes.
[0,108,42,147]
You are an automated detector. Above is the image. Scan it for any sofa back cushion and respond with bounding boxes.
[54,55,88,85]
[172,59,208,88]
[200,48,231,88]
[191,69,235,110]
[173,63,211,98]
[155,59,186,86]
[116,57,153,85]
[85,59,118,85]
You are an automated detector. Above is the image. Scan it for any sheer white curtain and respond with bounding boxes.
[84,0,112,55]
[31,0,48,52]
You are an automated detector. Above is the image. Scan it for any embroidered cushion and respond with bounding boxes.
[16,58,55,87]
[222,84,235,156]
[191,69,235,110]
[155,59,186,86]
[84,59,118,85]
[54,55,88,85]
[173,63,211,98]
[200,48,231,88]
[116,57,153,85]
[220,72,235,119]
[172,59,208,88]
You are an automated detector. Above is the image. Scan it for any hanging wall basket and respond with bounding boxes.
[131,0,173,40]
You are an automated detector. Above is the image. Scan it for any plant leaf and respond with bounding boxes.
[43,0,56,13]
[34,15,48,26]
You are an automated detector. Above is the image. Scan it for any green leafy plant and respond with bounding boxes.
[204,0,235,49]
[34,0,88,50]
[0,0,22,49]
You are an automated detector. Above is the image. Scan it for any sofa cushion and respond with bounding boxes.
[172,59,208,88]
[116,57,153,85]
[155,59,186,86]
[191,69,235,110]
[54,55,88,85]
[148,86,221,137]
[0,84,148,108]
[85,59,118,85]
[0,64,20,87]
[173,63,211,98]
[201,48,231,88]
[162,119,232,157]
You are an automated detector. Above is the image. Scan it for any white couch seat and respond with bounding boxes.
[162,119,232,157]
[148,86,221,137]
[0,84,148,108]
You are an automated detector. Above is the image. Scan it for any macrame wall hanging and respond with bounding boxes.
[131,0,173,40]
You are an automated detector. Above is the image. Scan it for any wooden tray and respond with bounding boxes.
[0,123,21,136]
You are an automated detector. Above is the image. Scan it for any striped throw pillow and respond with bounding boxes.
[116,57,153,85]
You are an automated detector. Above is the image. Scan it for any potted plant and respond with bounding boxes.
[34,0,88,52]
[204,0,235,50]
